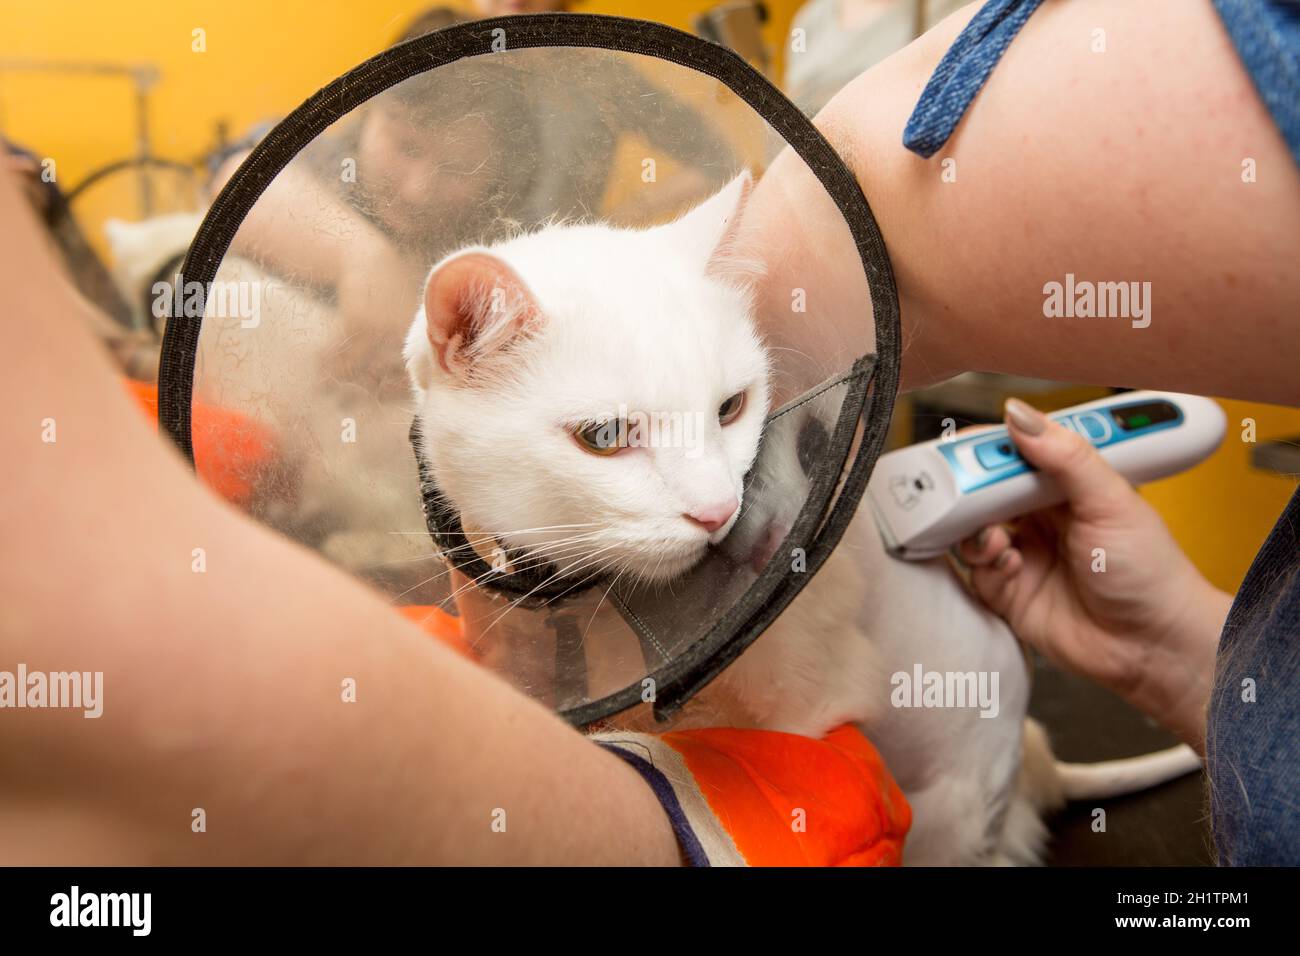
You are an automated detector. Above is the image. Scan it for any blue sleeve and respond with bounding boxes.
[902,0,1044,159]
[904,0,1300,166]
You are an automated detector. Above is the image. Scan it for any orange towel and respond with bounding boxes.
[396,604,476,661]
[125,379,275,506]
[595,724,910,866]
[399,603,911,866]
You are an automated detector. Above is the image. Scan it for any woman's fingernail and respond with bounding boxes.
[995,549,1014,570]
[1005,398,1046,436]
[975,527,990,550]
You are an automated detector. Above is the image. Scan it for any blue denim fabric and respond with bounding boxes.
[904,0,1300,164]
[1215,0,1300,165]
[1206,487,1300,866]
[902,0,1043,158]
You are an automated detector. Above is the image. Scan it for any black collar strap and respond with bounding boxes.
[409,417,605,608]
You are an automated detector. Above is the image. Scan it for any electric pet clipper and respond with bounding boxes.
[867,391,1227,560]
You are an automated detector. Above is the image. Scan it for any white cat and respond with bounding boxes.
[404,174,1201,865]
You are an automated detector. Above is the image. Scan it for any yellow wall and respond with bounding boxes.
[0,1,801,194]
[0,1,803,253]
[1140,399,1299,594]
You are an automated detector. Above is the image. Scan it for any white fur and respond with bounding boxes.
[405,178,1202,865]
[407,175,768,584]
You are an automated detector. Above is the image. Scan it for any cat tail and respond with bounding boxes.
[1019,718,1202,812]
[995,723,1201,865]
[1054,743,1203,801]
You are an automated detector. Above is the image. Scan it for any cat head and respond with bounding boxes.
[405,173,769,585]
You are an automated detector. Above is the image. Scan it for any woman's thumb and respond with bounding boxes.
[1003,397,1136,520]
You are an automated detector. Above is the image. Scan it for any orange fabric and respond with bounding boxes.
[660,724,911,866]
[392,598,908,865]
[125,379,275,506]
[396,604,475,660]
[124,379,474,662]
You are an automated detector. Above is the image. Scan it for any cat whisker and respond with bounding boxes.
[393,546,522,605]
[437,558,527,605]
[525,532,611,558]
[514,556,623,629]
[388,567,458,604]
[536,552,625,609]
[437,537,608,606]
[471,545,620,641]
[497,545,620,614]
[352,551,448,572]
[582,566,627,641]
[418,531,605,568]
[500,546,618,606]
[388,521,603,537]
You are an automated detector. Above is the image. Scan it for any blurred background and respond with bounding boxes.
[4,0,1297,864]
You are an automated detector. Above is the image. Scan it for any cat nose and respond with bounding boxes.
[684,497,739,534]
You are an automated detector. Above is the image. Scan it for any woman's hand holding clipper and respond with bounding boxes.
[958,399,1232,753]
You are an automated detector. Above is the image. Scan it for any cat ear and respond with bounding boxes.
[667,171,754,270]
[419,251,540,380]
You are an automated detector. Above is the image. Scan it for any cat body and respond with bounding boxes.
[716,516,1046,864]
[405,175,1198,865]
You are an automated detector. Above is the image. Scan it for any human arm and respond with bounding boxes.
[744,0,1300,403]
[0,168,680,865]
[957,400,1231,753]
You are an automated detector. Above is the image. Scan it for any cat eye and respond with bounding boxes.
[572,419,627,456]
[718,391,746,426]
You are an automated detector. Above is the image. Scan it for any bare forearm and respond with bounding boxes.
[212,151,392,288]
[756,0,1300,403]
[0,170,679,866]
